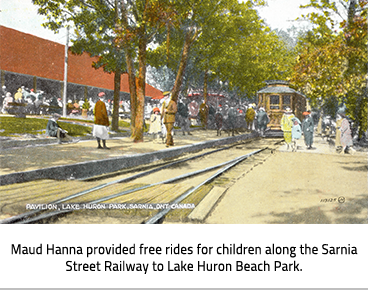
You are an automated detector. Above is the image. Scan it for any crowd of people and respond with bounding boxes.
[0,84,103,116]
[280,106,355,154]
[147,93,269,146]
[1,84,358,153]
[1,85,62,115]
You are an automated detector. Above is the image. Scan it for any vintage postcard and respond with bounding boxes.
[0,0,367,225]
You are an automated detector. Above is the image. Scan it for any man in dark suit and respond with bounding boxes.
[177,98,192,136]
[302,111,314,149]
[257,107,270,137]
[163,97,177,147]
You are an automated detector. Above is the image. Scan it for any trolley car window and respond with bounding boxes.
[282,95,291,109]
[283,95,291,105]
[270,95,280,109]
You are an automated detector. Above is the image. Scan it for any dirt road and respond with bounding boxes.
[206,150,368,224]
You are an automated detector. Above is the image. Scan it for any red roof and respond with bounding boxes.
[0,26,162,98]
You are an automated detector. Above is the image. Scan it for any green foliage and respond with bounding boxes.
[147,0,296,99]
[292,0,367,135]
[82,99,90,110]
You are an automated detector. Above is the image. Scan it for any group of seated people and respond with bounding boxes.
[1,85,96,117]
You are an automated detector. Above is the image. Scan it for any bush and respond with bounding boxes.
[82,99,90,110]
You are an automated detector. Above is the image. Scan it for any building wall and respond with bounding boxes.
[0,26,162,98]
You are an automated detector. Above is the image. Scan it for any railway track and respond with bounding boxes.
[0,138,283,224]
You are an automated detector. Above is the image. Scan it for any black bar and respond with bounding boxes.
[11,243,358,274]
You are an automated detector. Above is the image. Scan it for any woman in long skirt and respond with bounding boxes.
[93,92,110,149]
[149,107,162,143]
[280,107,295,150]
[335,114,343,153]
[340,116,354,154]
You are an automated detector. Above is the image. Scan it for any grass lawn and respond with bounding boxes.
[0,117,92,137]
[0,116,202,138]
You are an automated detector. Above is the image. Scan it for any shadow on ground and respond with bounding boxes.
[259,195,368,224]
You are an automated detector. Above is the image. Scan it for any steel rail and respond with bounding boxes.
[17,150,264,224]
[0,144,235,224]
[145,148,265,224]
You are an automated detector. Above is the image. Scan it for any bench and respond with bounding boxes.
[6,102,62,118]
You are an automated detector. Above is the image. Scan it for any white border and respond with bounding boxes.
[0,224,368,288]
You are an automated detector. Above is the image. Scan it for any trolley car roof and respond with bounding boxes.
[257,86,306,98]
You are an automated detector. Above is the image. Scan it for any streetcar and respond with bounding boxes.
[257,80,307,130]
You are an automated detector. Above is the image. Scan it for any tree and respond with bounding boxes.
[148,0,295,104]
[292,0,367,137]
[292,33,350,112]
[114,0,182,142]
[33,0,126,132]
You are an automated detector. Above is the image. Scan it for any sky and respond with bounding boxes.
[0,0,312,45]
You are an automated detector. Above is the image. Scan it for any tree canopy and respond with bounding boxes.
[291,0,367,136]
[148,0,296,100]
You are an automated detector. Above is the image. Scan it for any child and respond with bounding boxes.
[291,117,302,152]
[149,107,162,143]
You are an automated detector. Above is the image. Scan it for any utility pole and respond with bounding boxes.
[63,26,69,117]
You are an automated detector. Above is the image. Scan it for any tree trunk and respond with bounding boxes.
[166,23,171,66]
[203,69,209,125]
[345,0,366,137]
[111,69,121,131]
[171,28,197,103]
[132,36,147,142]
[120,2,137,135]
[126,51,137,134]
[203,70,208,104]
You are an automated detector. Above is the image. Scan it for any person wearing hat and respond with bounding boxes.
[245,104,256,131]
[149,107,162,142]
[163,95,177,147]
[199,100,209,130]
[177,97,192,136]
[0,85,5,105]
[46,113,75,144]
[93,92,110,149]
[335,105,346,152]
[29,89,37,102]
[188,99,199,126]
[57,98,63,108]
[66,99,74,115]
[280,107,295,150]
[336,111,355,154]
[14,88,23,103]
[256,107,270,137]
[291,116,302,152]
[227,101,238,136]
[335,113,343,153]
[214,107,223,136]
[2,92,13,113]
[302,111,314,149]
[160,92,171,142]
